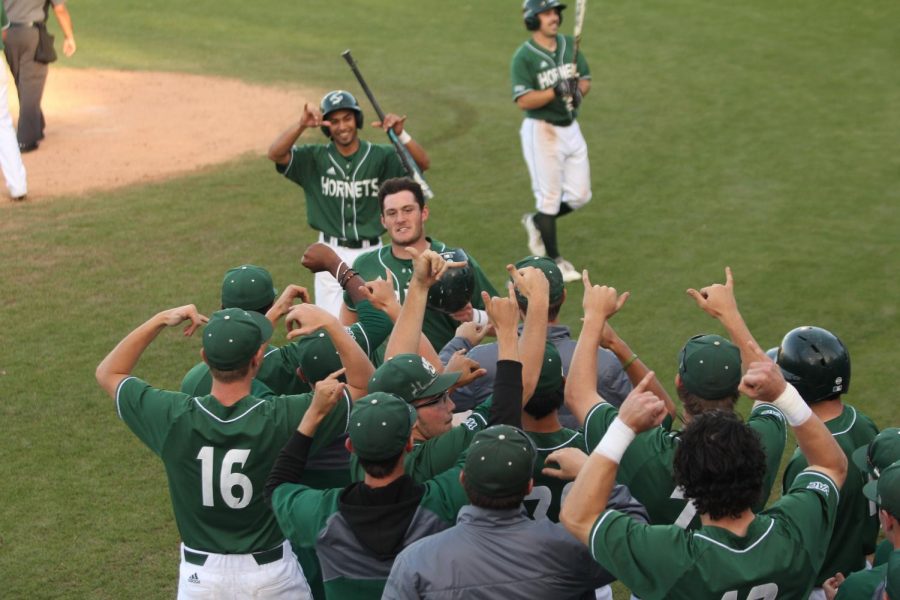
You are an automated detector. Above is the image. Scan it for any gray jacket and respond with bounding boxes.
[442,324,633,429]
[383,485,648,600]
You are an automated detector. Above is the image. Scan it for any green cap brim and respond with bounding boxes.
[248,310,274,343]
[862,479,878,504]
[418,371,461,399]
[852,444,871,474]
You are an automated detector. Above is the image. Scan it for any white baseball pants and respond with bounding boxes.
[520,117,591,215]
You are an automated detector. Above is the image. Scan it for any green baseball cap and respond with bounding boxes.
[294,329,342,385]
[348,392,416,461]
[202,308,273,370]
[221,265,277,312]
[512,256,565,307]
[464,425,536,497]
[368,354,461,403]
[535,342,564,395]
[863,461,900,518]
[678,334,741,400]
[852,428,900,477]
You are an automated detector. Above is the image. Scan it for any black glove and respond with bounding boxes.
[570,79,583,109]
[553,77,574,99]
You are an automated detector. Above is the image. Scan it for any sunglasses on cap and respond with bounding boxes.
[413,391,450,410]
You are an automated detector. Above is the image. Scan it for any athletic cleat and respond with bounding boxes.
[521,213,546,257]
[554,257,581,283]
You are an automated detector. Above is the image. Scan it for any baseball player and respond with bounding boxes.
[268,91,430,316]
[777,325,879,597]
[512,0,592,282]
[95,305,359,598]
[0,3,27,200]
[342,177,498,357]
[558,281,849,598]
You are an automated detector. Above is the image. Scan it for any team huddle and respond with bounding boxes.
[94,1,900,599]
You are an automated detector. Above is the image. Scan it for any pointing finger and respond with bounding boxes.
[582,269,591,288]
[725,266,734,288]
[634,370,655,393]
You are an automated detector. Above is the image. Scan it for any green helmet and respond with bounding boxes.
[523,0,567,31]
[426,249,475,314]
[775,326,850,404]
[319,90,363,137]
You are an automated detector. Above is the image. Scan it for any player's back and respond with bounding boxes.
[524,427,584,522]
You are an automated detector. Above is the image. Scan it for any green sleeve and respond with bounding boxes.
[280,145,315,188]
[405,426,475,483]
[583,402,619,451]
[353,299,394,359]
[256,346,312,397]
[115,377,190,456]
[467,255,498,306]
[874,539,894,566]
[576,48,590,79]
[270,485,342,549]
[766,470,840,560]
[467,395,492,430]
[834,565,886,600]
[180,362,212,396]
[511,47,534,100]
[421,453,469,522]
[373,143,407,179]
[748,404,787,510]
[589,510,690,599]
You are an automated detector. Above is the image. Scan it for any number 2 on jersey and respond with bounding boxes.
[196,446,253,509]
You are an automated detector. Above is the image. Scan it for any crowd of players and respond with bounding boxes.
[95,2,898,599]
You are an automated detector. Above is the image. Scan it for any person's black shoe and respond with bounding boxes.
[18,142,38,153]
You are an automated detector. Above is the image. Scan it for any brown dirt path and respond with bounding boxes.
[6,67,320,201]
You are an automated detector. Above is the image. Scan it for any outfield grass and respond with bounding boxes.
[1,1,898,597]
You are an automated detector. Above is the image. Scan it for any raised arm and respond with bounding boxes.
[508,264,549,403]
[561,373,667,544]
[687,267,767,369]
[285,304,374,400]
[565,272,629,425]
[267,104,323,165]
[739,346,847,488]
[600,321,676,419]
[53,2,76,57]
[96,305,207,397]
[483,283,525,428]
[266,284,311,327]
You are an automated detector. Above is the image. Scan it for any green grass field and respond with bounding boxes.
[1,1,898,597]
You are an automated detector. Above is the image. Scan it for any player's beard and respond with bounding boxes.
[390,218,425,247]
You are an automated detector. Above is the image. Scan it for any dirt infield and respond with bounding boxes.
[6,67,320,201]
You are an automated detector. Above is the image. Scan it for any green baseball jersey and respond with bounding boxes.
[782,403,879,584]
[345,238,499,356]
[511,34,591,124]
[876,539,894,566]
[584,402,786,527]
[524,428,585,523]
[277,140,405,240]
[115,377,350,553]
[349,397,493,483]
[271,461,468,598]
[589,470,840,599]
[181,300,394,397]
[835,562,888,600]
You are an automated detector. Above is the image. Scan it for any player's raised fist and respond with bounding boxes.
[686,266,738,320]
[618,371,667,433]
[738,358,787,403]
[285,304,338,339]
[301,242,341,274]
[581,270,629,321]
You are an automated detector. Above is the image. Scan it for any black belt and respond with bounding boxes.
[182,545,283,567]
[9,22,37,28]
[546,119,574,127]
[322,234,379,249]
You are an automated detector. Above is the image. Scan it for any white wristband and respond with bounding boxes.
[593,417,636,464]
[772,383,812,427]
[471,309,489,327]
[398,130,412,144]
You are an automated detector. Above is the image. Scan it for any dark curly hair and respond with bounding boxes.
[378,177,425,211]
[523,387,565,420]
[673,410,766,520]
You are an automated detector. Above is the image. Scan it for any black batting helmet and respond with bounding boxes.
[775,326,851,404]
[427,249,475,314]
[523,0,566,31]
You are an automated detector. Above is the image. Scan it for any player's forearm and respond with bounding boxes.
[606,336,676,418]
[496,322,520,362]
[384,282,429,359]
[578,78,591,97]
[518,297,548,404]
[404,139,430,172]
[322,320,374,394]
[267,122,304,164]
[489,359,523,429]
[95,313,168,397]
[565,317,606,424]
[515,89,556,111]
[717,309,765,371]
[560,451,619,545]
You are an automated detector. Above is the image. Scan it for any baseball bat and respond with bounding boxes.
[565,0,587,116]
[341,50,434,200]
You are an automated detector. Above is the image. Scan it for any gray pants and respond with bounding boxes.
[4,25,48,147]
